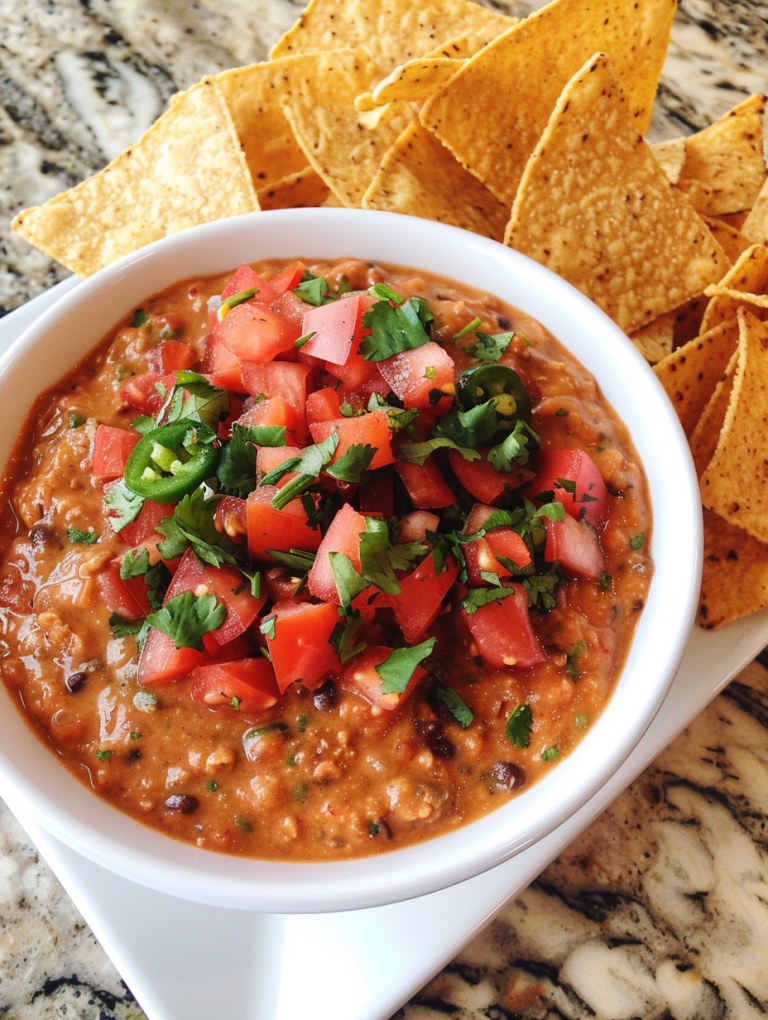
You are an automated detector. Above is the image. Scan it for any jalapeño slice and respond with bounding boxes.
[457,365,531,424]
[124,421,219,502]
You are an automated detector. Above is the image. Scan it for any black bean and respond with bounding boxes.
[491,761,526,791]
[497,314,511,330]
[313,680,337,712]
[29,523,56,550]
[427,734,456,759]
[165,794,198,814]
[65,671,87,693]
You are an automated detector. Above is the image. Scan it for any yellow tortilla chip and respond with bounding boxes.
[278,48,410,207]
[504,54,729,334]
[628,313,675,364]
[650,137,687,184]
[676,93,767,216]
[653,318,739,438]
[256,166,330,210]
[420,0,676,206]
[699,508,768,629]
[269,0,507,73]
[742,176,768,246]
[11,79,259,277]
[215,61,309,190]
[700,309,768,543]
[701,215,753,264]
[688,348,738,477]
[362,120,509,241]
[700,243,768,333]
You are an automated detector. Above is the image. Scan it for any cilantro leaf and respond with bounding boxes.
[108,613,144,638]
[157,489,235,567]
[462,330,515,363]
[434,400,499,448]
[293,272,334,306]
[434,681,473,728]
[329,551,368,608]
[487,420,540,472]
[161,372,229,430]
[104,479,145,533]
[460,586,517,615]
[359,295,433,362]
[359,520,401,596]
[506,703,532,748]
[217,424,287,498]
[326,443,376,484]
[119,548,168,611]
[270,433,340,510]
[522,571,559,611]
[68,526,98,544]
[147,590,226,650]
[376,637,436,694]
[397,436,481,467]
[566,640,586,681]
[259,615,276,640]
[265,548,317,574]
[452,316,482,341]
[329,610,368,664]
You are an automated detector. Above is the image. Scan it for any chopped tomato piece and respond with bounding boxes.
[272,290,314,331]
[306,386,341,426]
[91,425,140,481]
[213,302,299,363]
[544,513,606,580]
[268,261,305,296]
[462,503,531,586]
[448,448,533,506]
[527,449,609,530]
[390,552,459,645]
[246,485,322,564]
[145,341,197,374]
[309,409,394,471]
[326,347,390,396]
[213,496,248,544]
[221,263,280,306]
[307,502,366,604]
[237,396,300,443]
[200,335,248,393]
[139,627,209,686]
[265,599,341,692]
[378,341,455,409]
[255,444,301,487]
[339,644,426,712]
[240,362,314,443]
[301,294,373,365]
[96,559,153,620]
[118,498,175,549]
[394,455,456,509]
[397,511,440,544]
[119,371,175,416]
[462,586,546,669]
[189,658,280,714]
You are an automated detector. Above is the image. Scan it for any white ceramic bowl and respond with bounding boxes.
[0,209,701,913]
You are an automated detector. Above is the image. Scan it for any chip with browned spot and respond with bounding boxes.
[504,54,729,334]
[419,0,676,207]
[699,508,768,629]
[11,79,259,277]
[742,177,768,246]
[700,243,768,333]
[650,137,687,184]
[628,313,676,364]
[688,347,738,477]
[701,215,754,264]
[256,166,331,210]
[700,309,768,543]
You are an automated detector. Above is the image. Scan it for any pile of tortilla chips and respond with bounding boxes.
[11,0,768,629]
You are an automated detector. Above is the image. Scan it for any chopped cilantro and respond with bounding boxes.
[104,479,144,533]
[460,586,517,615]
[293,272,334,306]
[259,615,277,641]
[69,412,86,429]
[397,436,481,467]
[506,703,532,748]
[452,316,483,341]
[147,590,226,650]
[158,371,229,431]
[359,294,433,362]
[68,526,98,544]
[230,696,241,712]
[600,570,611,591]
[157,488,235,568]
[205,780,219,792]
[95,749,113,761]
[234,814,253,832]
[330,610,368,663]
[376,637,436,695]
[297,714,309,734]
[566,640,586,681]
[368,819,380,837]
[270,433,339,510]
[541,745,560,762]
[434,681,473,728]
[218,423,287,498]
[326,442,376,484]
[293,331,316,350]
[487,419,539,472]
[461,330,514,362]
[265,548,316,574]
[630,532,644,550]
[108,613,144,638]
[132,309,148,327]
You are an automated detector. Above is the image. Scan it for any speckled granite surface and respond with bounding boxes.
[1,1,767,1018]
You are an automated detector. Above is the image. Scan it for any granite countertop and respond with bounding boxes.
[1,1,768,1018]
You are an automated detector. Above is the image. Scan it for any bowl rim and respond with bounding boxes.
[0,208,702,913]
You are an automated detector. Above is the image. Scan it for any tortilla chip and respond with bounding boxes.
[700,243,768,333]
[215,61,309,190]
[256,166,331,210]
[278,48,410,207]
[420,0,676,207]
[716,211,750,231]
[269,0,507,73]
[362,120,509,241]
[742,176,768,246]
[701,215,754,264]
[676,93,767,216]
[688,348,738,476]
[653,318,739,438]
[699,508,768,629]
[700,309,768,543]
[650,137,687,184]
[504,54,729,334]
[628,313,676,364]
[703,284,768,309]
[11,79,259,277]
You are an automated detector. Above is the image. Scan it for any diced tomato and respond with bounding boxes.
[189,658,280,714]
[221,263,280,306]
[261,566,313,604]
[139,627,210,686]
[394,455,456,509]
[326,346,390,397]
[390,552,459,645]
[95,559,153,620]
[200,334,248,393]
[272,290,314,332]
[213,496,248,544]
[397,511,440,544]
[544,513,606,580]
[246,485,322,564]
[309,409,394,471]
[237,396,300,444]
[91,425,140,481]
[213,302,299,363]
[462,503,531,586]
[265,599,341,692]
[255,445,300,486]
[448,448,533,506]
[462,586,547,669]
[301,294,374,365]
[119,371,175,416]
[339,644,426,712]
[527,449,610,530]
[267,261,305,297]
[145,341,197,374]
[378,342,455,409]
[240,362,314,443]
[306,386,341,426]
[117,498,175,550]
[307,502,366,604]
[359,470,394,519]
[166,548,266,647]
